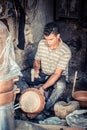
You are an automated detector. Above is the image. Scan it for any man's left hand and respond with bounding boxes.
[39,87,44,95]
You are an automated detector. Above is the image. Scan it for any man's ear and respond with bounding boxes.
[57,34,60,39]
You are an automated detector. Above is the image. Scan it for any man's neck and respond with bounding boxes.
[49,40,60,50]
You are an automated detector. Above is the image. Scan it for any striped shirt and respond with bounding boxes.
[35,39,71,80]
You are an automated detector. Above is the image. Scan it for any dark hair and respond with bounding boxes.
[43,22,60,36]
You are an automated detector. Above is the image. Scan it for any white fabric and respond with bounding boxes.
[0,21,22,81]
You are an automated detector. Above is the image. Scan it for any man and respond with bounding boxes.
[32,22,71,111]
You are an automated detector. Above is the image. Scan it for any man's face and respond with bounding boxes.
[44,33,60,49]
[0,29,7,44]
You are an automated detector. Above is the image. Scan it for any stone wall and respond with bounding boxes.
[15,0,53,68]
[0,0,87,83]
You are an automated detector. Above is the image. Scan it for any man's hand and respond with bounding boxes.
[39,86,44,95]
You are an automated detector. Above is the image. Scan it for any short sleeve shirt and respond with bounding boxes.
[35,39,71,78]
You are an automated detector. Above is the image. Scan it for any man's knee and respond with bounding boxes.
[54,78,66,90]
[56,81,66,90]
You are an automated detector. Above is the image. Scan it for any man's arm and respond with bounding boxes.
[33,59,40,78]
[39,67,63,94]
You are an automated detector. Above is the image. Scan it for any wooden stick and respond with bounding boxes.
[72,71,78,95]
